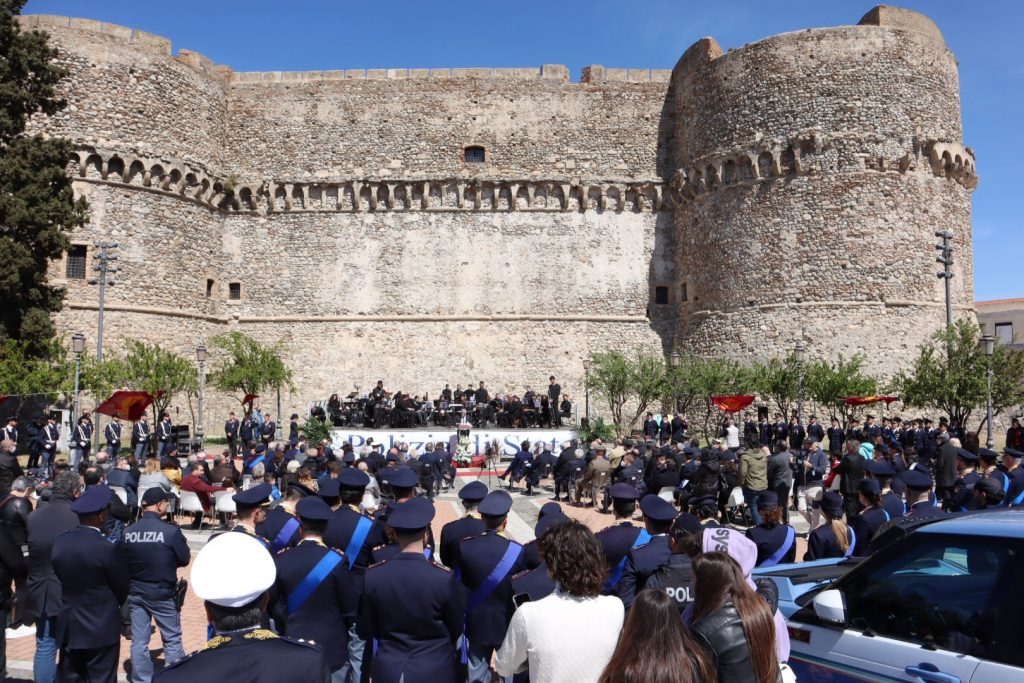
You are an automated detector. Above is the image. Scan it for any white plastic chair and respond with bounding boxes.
[178,490,207,530]
[658,486,676,503]
[110,486,129,506]
[214,490,237,515]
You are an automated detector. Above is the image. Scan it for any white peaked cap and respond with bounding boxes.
[191,532,275,608]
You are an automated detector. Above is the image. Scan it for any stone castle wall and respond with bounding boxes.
[19,6,976,423]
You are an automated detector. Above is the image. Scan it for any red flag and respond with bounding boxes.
[842,395,899,406]
[711,395,755,413]
[93,391,163,421]
[242,393,259,406]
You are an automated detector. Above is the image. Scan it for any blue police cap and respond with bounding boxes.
[255,444,267,454]
[141,487,171,506]
[296,496,333,522]
[1005,448,1024,459]
[876,444,890,455]
[688,495,717,510]
[900,468,934,490]
[70,485,112,515]
[978,448,999,462]
[812,490,845,517]
[975,476,1004,498]
[864,459,897,477]
[233,483,272,509]
[608,483,639,501]
[757,491,780,510]
[955,448,978,462]
[538,501,561,519]
[318,478,341,499]
[387,496,435,531]
[338,468,370,490]
[478,490,514,517]
[858,478,881,495]
[458,481,488,502]
[388,467,418,489]
[535,510,568,538]
[639,494,676,522]
[671,512,702,536]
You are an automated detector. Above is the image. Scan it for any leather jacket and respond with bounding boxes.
[692,599,782,683]
[0,495,32,547]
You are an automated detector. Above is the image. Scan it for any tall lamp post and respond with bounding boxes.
[981,334,995,449]
[71,333,86,434]
[583,359,591,427]
[196,345,206,451]
[794,340,806,425]
[670,351,681,414]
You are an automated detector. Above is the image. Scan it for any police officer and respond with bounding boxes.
[900,469,943,521]
[458,490,526,683]
[212,483,272,545]
[124,488,190,682]
[978,448,1009,506]
[644,512,701,614]
[103,413,122,458]
[257,484,303,552]
[949,448,980,511]
[37,414,59,473]
[155,533,330,682]
[617,494,675,608]
[156,412,173,459]
[371,468,435,562]
[804,491,855,561]
[1003,448,1024,506]
[362,497,464,683]
[132,414,151,460]
[744,491,797,567]
[520,503,565,569]
[863,460,905,520]
[850,479,889,556]
[322,468,387,682]
[2,416,17,446]
[51,485,130,683]
[595,483,646,594]
[439,480,487,568]
[272,496,357,680]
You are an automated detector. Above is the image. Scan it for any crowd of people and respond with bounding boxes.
[0,402,1020,683]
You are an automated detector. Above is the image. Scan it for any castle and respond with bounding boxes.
[20,5,977,417]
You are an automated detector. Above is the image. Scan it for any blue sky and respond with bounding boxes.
[22,0,1020,300]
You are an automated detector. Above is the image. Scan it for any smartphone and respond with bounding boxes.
[512,592,532,608]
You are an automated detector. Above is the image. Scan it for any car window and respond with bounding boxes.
[842,534,1020,663]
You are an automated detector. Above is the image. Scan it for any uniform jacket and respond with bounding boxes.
[851,507,889,556]
[257,505,301,552]
[595,521,644,580]
[439,515,486,569]
[745,523,797,566]
[324,505,387,579]
[123,512,190,600]
[457,530,526,649]
[52,525,130,648]
[25,493,78,621]
[104,421,121,446]
[131,420,150,446]
[154,628,330,682]
[804,523,853,561]
[617,534,671,608]
[644,553,694,614]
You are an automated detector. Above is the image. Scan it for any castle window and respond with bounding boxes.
[655,286,669,305]
[229,282,241,300]
[464,146,486,163]
[680,283,689,302]
[206,279,214,298]
[65,245,87,280]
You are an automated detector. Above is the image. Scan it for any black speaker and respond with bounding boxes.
[757,406,769,421]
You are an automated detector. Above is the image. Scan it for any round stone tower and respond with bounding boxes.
[670,6,977,371]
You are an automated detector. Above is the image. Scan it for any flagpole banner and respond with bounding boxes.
[330,428,576,456]
[842,395,899,406]
[711,395,756,413]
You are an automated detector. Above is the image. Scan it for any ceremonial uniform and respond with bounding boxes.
[440,512,486,569]
[156,628,329,682]
[103,420,122,458]
[881,491,906,520]
[132,419,151,459]
[617,535,670,608]
[596,520,645,593]
[804,523,854,561]
[510,565,555,604]
[850,507,889,556]
[644,554,695,614]
[745,523,797,567]
[157,418,173,459]
[257,504,301,553]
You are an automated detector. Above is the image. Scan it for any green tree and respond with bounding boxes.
[0,336,72,412]
[688,356,757,446]
[574,416,617,443]
[586,349,666,434]
[895,320,1024,433]
[0,1,90,350]
[804,354,880,425]
[750,354,802,421]
[121,341,197,423]
[209,332,294,412]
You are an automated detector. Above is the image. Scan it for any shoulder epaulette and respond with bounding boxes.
[366,559,388,570]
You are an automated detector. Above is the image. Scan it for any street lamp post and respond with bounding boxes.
[71,333,85,435]
[981,334,995,449]
[670,351,681,414]
[583,360,591,427]
[89,241,118,454]
[196,345,206,451]
[794,341,806,425]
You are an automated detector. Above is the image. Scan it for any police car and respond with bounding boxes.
[754,510,1024,682]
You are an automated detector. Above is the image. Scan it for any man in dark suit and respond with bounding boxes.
[260,413,276,446]
[224,412,239,458]
[835,439,867,519]
[26,471,81,683]
[548,376,561,425]
[457,491,526,683]
[51,485,130,683]
[439,481,487,568]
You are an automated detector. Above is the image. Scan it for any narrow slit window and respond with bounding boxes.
[680,283,688,302]
[206,279,214,298]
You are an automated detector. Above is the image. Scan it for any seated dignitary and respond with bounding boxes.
[616,494,676,608]
[271,496,358,680]
[439,480,487,568]
[123,488,191,682]
[155,532,330,682]
[361,496,464,683]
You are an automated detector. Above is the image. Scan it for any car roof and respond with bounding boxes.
[916,509,1024,539]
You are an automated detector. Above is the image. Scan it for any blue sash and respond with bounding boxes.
[248,455,265,472]
[461,542,522,663]
[1012,485,1024,506]
[761,526,795,567]
[882,509,890,523]
[997,473,1010,506]
[272,517,300,553]
[604,529,651,591]
[287,550,342,615]
[344,516,372,569]
[844,527,857,558]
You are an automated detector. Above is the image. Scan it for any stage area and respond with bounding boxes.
[329,427,576,455]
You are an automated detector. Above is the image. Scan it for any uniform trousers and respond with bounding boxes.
[57,644,118,683]
[134,442,148,460]
[128,593,185,683]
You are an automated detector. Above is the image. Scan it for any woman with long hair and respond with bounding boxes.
[495,519,624,683]
[599,588,714,683]
[691,552,781,683]
[804,490,854,560]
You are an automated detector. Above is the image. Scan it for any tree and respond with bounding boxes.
[0,336,72,413]
[586,349,666,434]
[121,341,197,423]
[751,354,801,421]
[209,332,294,412]
[687,356,757,446]
[0,1,90,350]
[804,354,880,425]
[894,319,1024,433]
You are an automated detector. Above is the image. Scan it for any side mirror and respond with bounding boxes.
[813,589,847,625]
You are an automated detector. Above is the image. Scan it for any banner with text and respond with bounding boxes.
[330,428,576,456]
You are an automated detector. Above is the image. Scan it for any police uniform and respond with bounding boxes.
[362,497,464,683]
[897,469,945,522]
[745,492,797,567]
[104,418,121,457]
[211,484,274,547]
[458,491,526,683]
[439,481,487,568]
[950,449,981,511]
[510,565,555,604]
[596,484,645,594]
[644,512,701,614]
[2,418,16,445]
[617,495,674,608]
[124,487,191,682]
[521,503,567,570]
[51,486,130,683]
[850,480,890,556]
[272,497,358,675]
[1004,449,1024,506]
[257,501,302,553]
[156,532,330,682]
[372,468,436,555]
[804,491,854,561]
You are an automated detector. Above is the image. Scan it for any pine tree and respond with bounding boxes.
[0,0,89,352]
